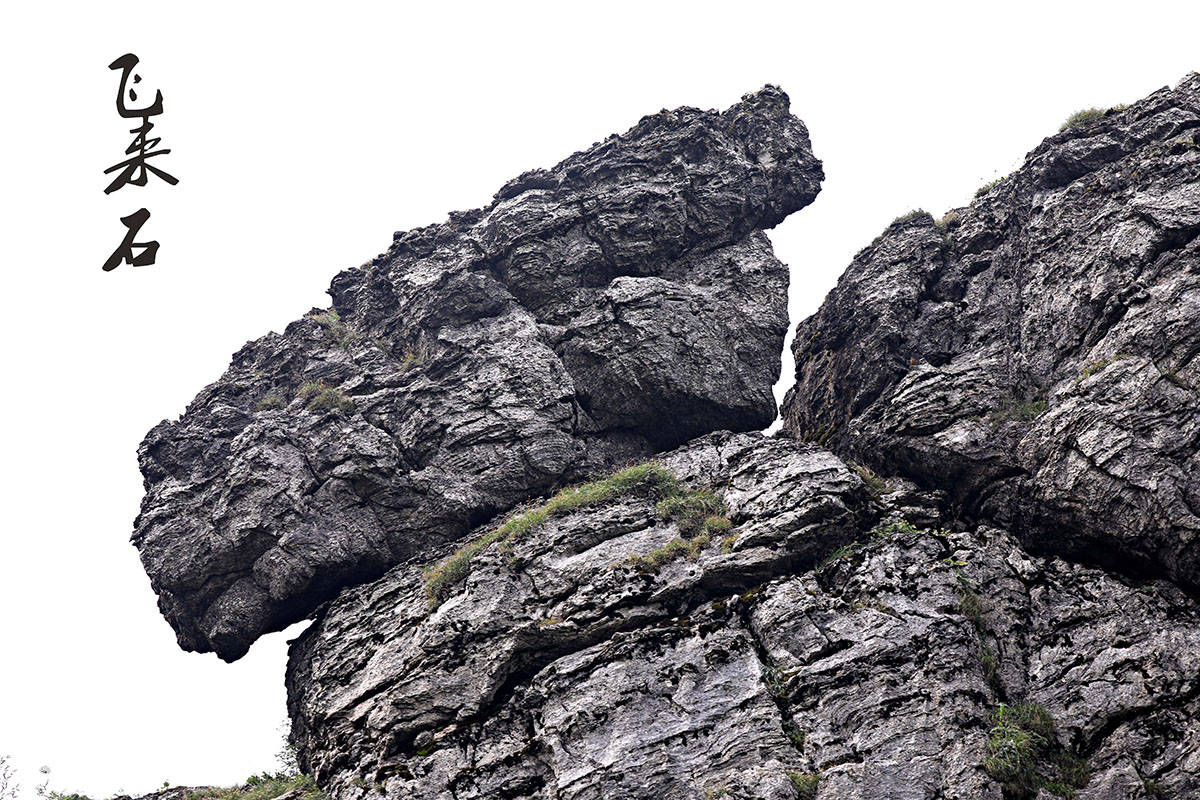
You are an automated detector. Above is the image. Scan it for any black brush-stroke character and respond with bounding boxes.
[103,208,159,271]
[105,54,178,194]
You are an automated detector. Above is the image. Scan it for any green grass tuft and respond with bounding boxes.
[990,396,1047,426]
[185,773,327,800]
[254,394,286,411]
[783,720,806,749]
[656,489,726,535]
[983,702,1088,798]
[424,462,682,608]
[309,309,360,348]
[622,491,733,574]
[786,771,819,799]
[703,515,733,536]
[975,177,1003,198]
[849,462,888,499]
[891,209,932,226]
[1075,353,1133,386]
[1059,108,1106,132]
[297,381,355,414]
[959,583,986,633]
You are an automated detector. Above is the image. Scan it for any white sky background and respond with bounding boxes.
[0,2,1197,797]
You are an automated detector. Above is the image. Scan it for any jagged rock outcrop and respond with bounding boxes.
[133,87,822,661]
[286,432,868,800]
[782,73,1200,590]
[133,75,1200,800]
[285,432,1200,799]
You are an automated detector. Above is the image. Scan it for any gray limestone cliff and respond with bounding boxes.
[134,75,1200,799]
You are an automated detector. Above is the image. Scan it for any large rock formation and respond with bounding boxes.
[782,73,1200,590]
[133,87,823,661]
[286,433,1200,799]
[133,74,1200,800]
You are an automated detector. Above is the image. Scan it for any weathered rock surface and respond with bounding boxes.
[133,87,822,661]
[135,75,1200,800]
[285,432,1200,799]
[782,73,1200,590]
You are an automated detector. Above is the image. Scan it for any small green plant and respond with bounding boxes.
[297,381,355,414]
[622,489,732,573]
[984,702,1052,790]
[185,774,327,800]
[849,462,888,499]
[981,647,999,687]
[424,462,682,607]
[958,580,986,633]
[628,535,705,572]
[309,309,359,349]
[254,394,286,411]
[975,177,1003,198]
[656,489,726,535]
[872,520,921,538]
[818,541,862,570]
[1059,108,1106,132]
[983,702,1088,798]
[763,663,796,699]
[1141,779,1166,798]
[892,209,932,226]
[786,771,819,799]
[783,721,806,749]
[990,396,1047,425]
[1075,353,1132,385]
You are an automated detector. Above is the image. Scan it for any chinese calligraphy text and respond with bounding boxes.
[103,53,177,271]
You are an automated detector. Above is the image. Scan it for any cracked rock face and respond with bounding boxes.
[285,432,1200,799]
[782,73,1200,590]
[133,75,1200,800]
[133,87,822,661]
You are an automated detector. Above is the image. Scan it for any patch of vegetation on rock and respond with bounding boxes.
[975,177,1004,198]
[186,773,327,800]
[424,462,684,608]
[848,462,888,499]
[623,490,733,574]
[989,395,1047,426]
[786,771,819,799]
[297,381,355,414]
[1059,108,1105,132]
[983,702,1089,798]
[309,309,360,349]
[254,394,286,412]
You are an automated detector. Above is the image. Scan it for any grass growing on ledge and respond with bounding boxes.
[186,773,327,800]
[786,772,819,799]
[983,702,1089,798]
[254,394,286,411]
[623,490,732,573]
[309,308,360,349]
[848,462,888,499]
[298,381,355,414]
[424,462,683,608]
[1059,108,1105,132]
[891,209,932,226]
[990,396,1047,426]
[975,177,1003,198]
[656,489,725,535]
